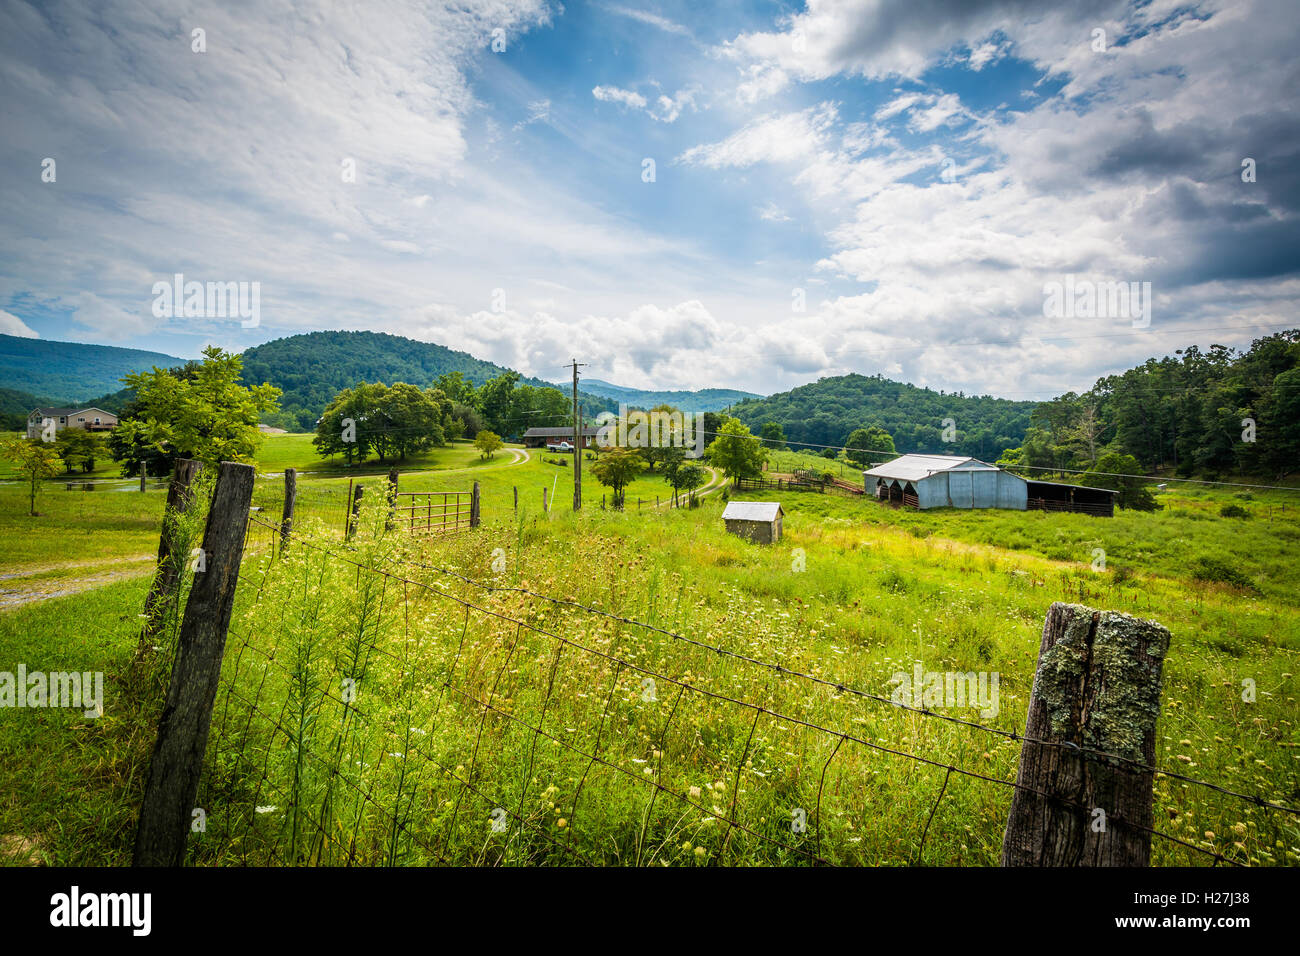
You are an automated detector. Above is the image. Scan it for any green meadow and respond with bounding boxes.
[0,433,1295,866]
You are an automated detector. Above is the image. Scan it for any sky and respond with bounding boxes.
[1,0,1297,400]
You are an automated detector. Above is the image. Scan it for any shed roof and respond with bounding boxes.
[862,454,999,482]
[722,501,783,522]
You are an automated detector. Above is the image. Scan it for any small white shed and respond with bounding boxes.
[722,501,784,544]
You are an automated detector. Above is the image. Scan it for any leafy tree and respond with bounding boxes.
[590,446,645,508]
[634,404,692,472]
[115,347,280,472]
[451,403,485,441]
[759,421,786,449]
[844,426,896,467]
[314,384,371,465]
[706,418,767,482]
[475,430,503,459]
[2,436,59,515]
[667,461,706,506]
[1080,452,1161,511]
[55,430,104,474]
[476,372,522,436]
[433,370,477,406]
[508,383,570,440]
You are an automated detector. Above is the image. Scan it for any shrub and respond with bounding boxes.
[1219,504,1250,518]
[1191,556,1257,592]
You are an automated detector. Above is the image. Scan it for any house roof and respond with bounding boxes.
[722,501,783,522]
[30,407,114,418]
[522,426,598,437]
[863,454,999,482]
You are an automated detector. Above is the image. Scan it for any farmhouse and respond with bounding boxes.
[26,407,118,440]
[863,454,1116,517]
[722,501,783,543]
[522,426,599,449]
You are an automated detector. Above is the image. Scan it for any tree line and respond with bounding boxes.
[997,332,1300,484]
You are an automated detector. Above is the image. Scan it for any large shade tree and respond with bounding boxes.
[114,346,281,474]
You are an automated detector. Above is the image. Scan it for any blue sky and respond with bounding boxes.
[1,0,1297,399]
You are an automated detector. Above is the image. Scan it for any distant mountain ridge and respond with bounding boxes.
[0,334,186,404]
[564,378,761,413]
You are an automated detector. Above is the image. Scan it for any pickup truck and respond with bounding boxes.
[545,440,574,453]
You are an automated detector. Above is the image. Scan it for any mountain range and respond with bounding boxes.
[0,331,762,431]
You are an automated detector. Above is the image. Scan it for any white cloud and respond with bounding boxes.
[592,85,648,110]
[602,4,693,38]
[678,103,838,168]
[0,308,37,338]
[593,84,698,123]
[736,64,789,104]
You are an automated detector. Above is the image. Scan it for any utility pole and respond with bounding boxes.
[568,359,587,511]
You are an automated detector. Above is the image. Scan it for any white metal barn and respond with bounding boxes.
[863,455,1028,510]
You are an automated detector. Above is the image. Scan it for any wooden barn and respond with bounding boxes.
[722,501,784,543]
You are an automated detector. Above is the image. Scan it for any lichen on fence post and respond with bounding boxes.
[1002,601,1170,866]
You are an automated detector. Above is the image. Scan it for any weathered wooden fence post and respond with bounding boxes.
[1002,602,1170,866]
[542,486,548,513]
[346,483,364,541]
[385,468,399,530]
[140,471,147,493]
[279,467,296,553]
[133,461,255,867]
[470,481,481,528]
[513,485,518,513]
[137,459,202,657]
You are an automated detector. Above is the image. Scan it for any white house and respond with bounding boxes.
[26,407,119,440]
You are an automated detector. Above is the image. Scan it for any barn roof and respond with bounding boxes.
[722,501,783,522]
[862,454,1000,482]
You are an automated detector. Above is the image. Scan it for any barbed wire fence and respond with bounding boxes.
[131,461,1299,867]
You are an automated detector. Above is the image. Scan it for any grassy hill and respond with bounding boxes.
[0,334,186,404]
[239,331,618,430]
[730,372,1037,459]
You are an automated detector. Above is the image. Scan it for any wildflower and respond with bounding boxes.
[688,786,701,799]
[557,818,567,828]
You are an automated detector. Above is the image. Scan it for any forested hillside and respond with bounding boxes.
[238,331,616,430]
[730,373,1036,459]
[1002,331,1300,480]
[0,334,185,402]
